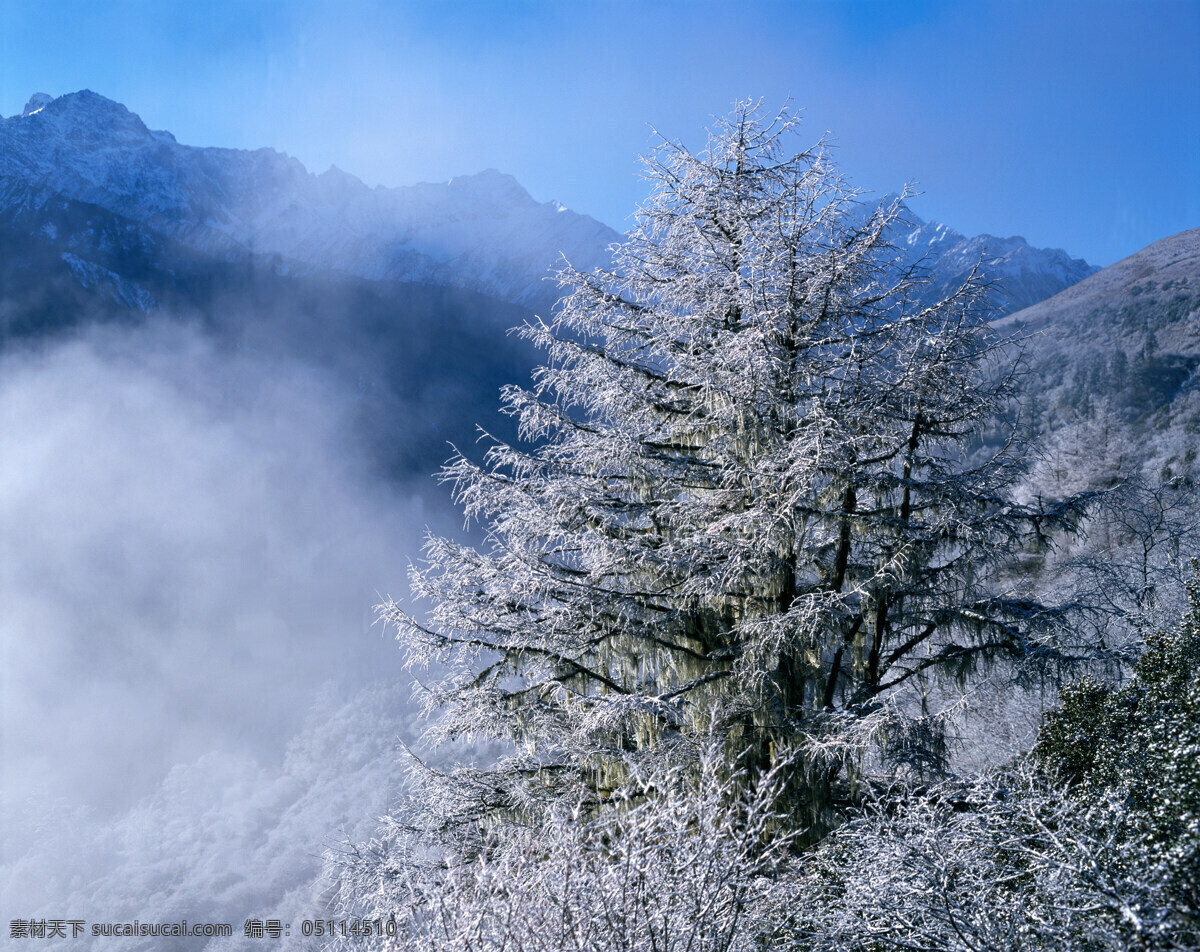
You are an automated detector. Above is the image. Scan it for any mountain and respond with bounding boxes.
[996,227,1200,361]
[0,91,1110,480]
[997,226,1200,478]
[883,195,1099,315]
[993,228,1200,641]
[0,90,619,313]
[2,92,1097,327]
[1,90,623,476]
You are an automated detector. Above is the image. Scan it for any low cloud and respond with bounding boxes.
[0,319,455,940]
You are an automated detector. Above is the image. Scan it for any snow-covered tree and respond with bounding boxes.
[797,766,1194,952]
[1034,562,1200,931]
[328,744,805,952]
[382,101,1091,842]
[1070,476,1200,642]
[793,567,1200,952]
[332,569,1200,952]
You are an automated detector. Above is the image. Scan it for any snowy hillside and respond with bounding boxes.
[997,226,1200,453]
[996,226,1200,359]
[999,228,1200,630]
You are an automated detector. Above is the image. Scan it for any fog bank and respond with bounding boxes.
[0,321,454,943]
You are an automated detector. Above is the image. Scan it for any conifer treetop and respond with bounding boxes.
[384,100,1095,840]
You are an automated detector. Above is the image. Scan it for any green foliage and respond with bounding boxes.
[1034,562,1200,930]
[1032,674,1115,782]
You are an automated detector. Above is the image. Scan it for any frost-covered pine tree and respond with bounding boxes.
[383,101,1090,841]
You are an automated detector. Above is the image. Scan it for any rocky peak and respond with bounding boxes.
[21,92,53,117]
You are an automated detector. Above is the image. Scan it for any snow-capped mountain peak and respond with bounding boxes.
[0,91,619,309]
[14,89,157,141]
[21,92,53,117]
[871,194,1099,314]
[0,91,1096,318]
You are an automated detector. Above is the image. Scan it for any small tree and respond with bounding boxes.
[384,101,1089,843]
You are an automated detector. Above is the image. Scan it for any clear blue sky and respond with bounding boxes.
[2,0,1197,266]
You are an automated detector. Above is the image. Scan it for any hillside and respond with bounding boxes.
[999,227,1200,485]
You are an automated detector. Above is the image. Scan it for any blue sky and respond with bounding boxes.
[2,0,1197,266]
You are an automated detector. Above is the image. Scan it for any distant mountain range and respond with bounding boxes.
[884,197,1099,315]
[2,90,1097,324]
[0,90,617,313]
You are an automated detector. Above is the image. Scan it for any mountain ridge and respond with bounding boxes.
[997,227,1200,495]
[1,90,1098,319]
[877,192,1099,314]
[0,90,618,311]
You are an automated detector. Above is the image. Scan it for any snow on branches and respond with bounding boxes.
[328,745,805,952]
[380,100,1095,840]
